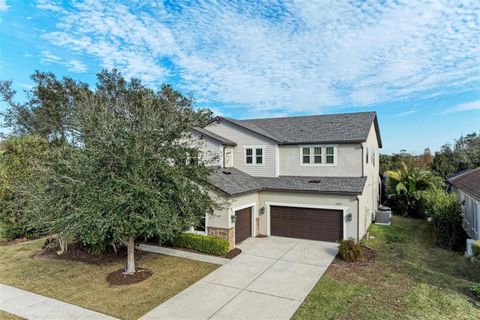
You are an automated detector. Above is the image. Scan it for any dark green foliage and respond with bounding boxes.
[0,71,90,142]
[422,189,466,251]
[431,133,480,178]
[386,162,443,217]
[471,283,480,298]
[0,135,48,240]
[473,240,480,270]
[338,239,363,262]
[170,233,229,256]
[473,240,480,259]
[3,70,219,269]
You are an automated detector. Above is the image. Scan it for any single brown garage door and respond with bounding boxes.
[270,206,343,242]
[235,207,252,244]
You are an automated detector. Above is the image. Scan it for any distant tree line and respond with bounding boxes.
[380,132,480,178]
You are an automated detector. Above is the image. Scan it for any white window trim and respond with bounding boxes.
[299,145,337,167]
[265,201,349,240]
[244,146,266,166]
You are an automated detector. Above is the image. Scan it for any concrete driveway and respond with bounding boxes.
[140,236,338,320]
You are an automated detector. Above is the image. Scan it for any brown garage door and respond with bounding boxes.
[270,206,343,242]
[235,207,252,244]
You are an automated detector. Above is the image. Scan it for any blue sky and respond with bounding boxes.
[0,0,479,154]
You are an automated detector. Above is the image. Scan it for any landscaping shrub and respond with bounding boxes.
[422,188,466,251]
[385,162,443,217]
[0,135,48,240]
[169,233,229,256]
[471,283,480,299]
[473,240,480,259]
[338,239,363,262]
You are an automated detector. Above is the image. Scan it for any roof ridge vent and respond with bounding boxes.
[308,179,321,183]
[222,170,232,175]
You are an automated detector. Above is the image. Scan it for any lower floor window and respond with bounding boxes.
[193,216,206,232]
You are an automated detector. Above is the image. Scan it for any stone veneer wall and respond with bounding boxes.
[208,227,235,250]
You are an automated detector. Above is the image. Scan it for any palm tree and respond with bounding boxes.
[386,162,443,216]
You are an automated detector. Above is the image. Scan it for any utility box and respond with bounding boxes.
[375,205,392,225]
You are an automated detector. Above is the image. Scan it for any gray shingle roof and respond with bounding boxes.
[209,168,262,196]
[191,127,236,146]
[215,112,382,147]
[258,176,367,195]
[447,167,480,200]
[209,168,367,196]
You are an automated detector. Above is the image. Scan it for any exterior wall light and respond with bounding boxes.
[259,207,265,215]
[346,213,353,221]
[231,215,237,224]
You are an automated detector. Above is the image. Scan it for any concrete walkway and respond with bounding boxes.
[0,284,118,320]
[138,244,230,265]
[140,236,338,320]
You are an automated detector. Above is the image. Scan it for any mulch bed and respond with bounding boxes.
[225,248,242,259]
[34,242,145,265]
[331,246,376,267]
[106,267,153,286]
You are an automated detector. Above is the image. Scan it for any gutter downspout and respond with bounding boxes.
[222,145,226,168]
[356,195,361,241]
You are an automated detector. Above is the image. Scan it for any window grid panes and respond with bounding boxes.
[326,147,334,164]
[246,148,253,164]
[302,147,310,163]
[256,148,263,164]
[314,147,322,163]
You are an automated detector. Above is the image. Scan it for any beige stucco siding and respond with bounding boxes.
[208,192,259,230]
[205,121,277,177]
[360,123,381,234]
[279,144,362,177]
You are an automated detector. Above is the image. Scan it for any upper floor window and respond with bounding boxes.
[365,147,369,164]
[301,145,336,166]
[245,146,264,165]
[372,149,376,166]
[326,146,334,164]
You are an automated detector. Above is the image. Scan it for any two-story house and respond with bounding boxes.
[189,111,382,249]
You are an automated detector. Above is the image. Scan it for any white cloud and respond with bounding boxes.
[38,0,480,115]
[443,100,480,114]
[40,51,87,73]
[67,59,87,73]
[36,0,62,12]
[0,0,9,12]
[392,110,416,118]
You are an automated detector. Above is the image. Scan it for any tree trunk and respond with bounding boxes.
[56,234,68,255]
[125,236,136,275]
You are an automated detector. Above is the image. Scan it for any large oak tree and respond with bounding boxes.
[2,70,219,274]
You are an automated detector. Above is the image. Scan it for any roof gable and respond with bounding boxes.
[447,167,480,200]
[207,111,382,147]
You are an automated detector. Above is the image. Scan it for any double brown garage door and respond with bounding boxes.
[270,206,343,242]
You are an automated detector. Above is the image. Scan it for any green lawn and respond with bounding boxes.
[293,216,480,320]
[0,240,218,320]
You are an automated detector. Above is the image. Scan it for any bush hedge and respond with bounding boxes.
[0,135,48,241]
[422,188,466,251]
[473,240,480,263]
[338,239,363,262]
[169,233,229,256]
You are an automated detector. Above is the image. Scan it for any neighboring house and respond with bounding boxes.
[447,167,480,240]
[189,111,382,249]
